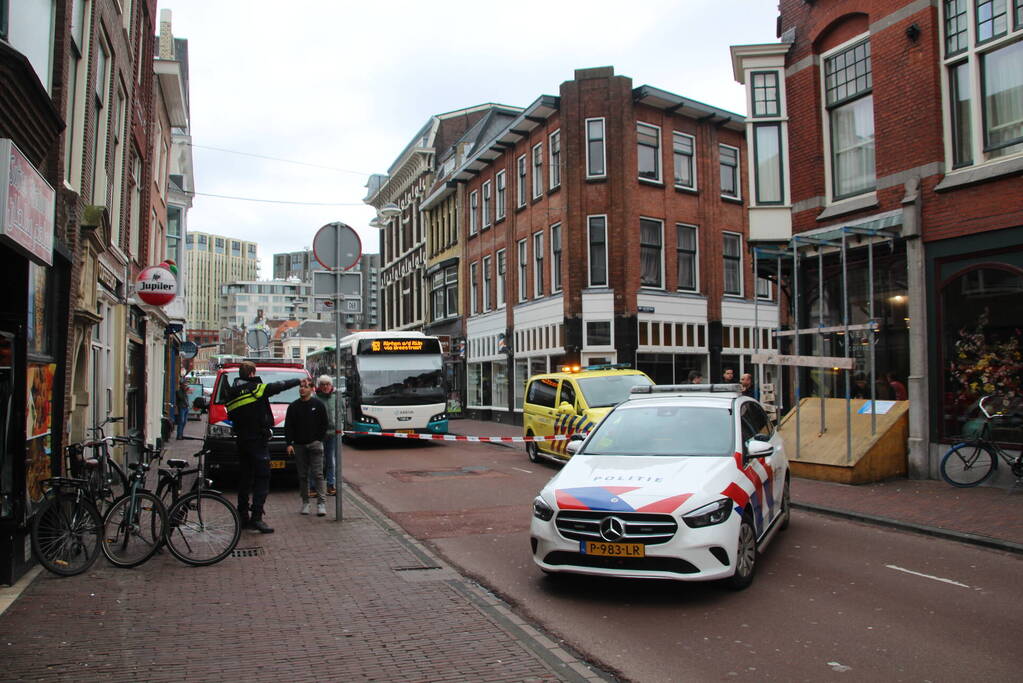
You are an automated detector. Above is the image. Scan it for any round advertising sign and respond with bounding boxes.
[180,341,198,359]
[136,265,177,306]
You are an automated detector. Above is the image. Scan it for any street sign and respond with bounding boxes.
[245,328,270,351]
[312,222,362,271]
[314,298,335,313]
[340,298,362,314]
[313,270,362,297]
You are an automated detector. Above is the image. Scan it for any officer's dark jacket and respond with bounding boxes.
[225,375,301,441]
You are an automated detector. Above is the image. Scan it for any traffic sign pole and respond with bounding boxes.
[334,226,344,522]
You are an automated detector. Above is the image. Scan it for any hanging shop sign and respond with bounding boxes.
[0,139,55,266]
[136,261,178,306]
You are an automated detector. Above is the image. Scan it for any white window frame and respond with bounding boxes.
[550,223,562,294]
[549,129,561,189]
[469,190,479,235]
[585,117,607,178]
[481,180,492,228]
[470,261,479,314]
[516,155,527,207]
[587,215,609,288]
[939,1,1023,171]
[495,170,507,220]
[675,223,699,293]
[820,33,875,203]
[637,122,662,183]
[532,143,544,199]
[533,230,544,297]
[723,231,744,297]
[638,217,664,289]
[584,320,614,349]
[719,143,742,200]
[517,238,528,302]
[482,255,492,311]
[672,131,697,191]
[496,248,506,308]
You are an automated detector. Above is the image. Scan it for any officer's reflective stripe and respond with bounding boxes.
[225,384,267,412]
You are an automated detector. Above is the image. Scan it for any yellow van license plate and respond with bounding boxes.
[270,460,286,469]
[582,541,644,558]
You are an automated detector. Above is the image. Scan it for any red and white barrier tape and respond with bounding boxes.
[341,431,573,442]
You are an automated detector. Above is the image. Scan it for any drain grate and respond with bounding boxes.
[393,565,442,572]
[231,546,264,558]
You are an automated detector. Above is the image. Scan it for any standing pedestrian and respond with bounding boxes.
[740,373,758,399]
[688,370,704,384]
[174,379,190,440]
[286,378,329,517]
[225,361,301,533]
[313,375,338,497]
[722,368,735,384]
[886,372,908,401]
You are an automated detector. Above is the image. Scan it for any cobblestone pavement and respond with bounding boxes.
[0,423,611,683]
[449,418,1023,553]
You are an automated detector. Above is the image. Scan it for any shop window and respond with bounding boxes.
[941,265,1023,438]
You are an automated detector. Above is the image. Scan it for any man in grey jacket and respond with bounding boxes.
[313,375,338,496]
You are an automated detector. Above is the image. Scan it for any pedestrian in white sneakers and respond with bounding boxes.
[285,378,329,517]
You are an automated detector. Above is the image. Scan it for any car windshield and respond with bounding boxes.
[214,370,306,404]
[199,376,216,390]
[581,404,734,456]
[575,374,653,408]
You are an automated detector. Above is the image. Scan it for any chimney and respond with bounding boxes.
[159,9,173,59]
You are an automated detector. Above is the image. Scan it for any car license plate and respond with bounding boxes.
[581,541,645,558]
[270,460,286,469]
[396,429,415,434]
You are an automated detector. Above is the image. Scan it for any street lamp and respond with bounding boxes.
[378,203,401,220]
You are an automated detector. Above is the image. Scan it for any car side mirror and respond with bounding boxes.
[557,401,575,415]
[746,438,774,460]
[566,439,582,455]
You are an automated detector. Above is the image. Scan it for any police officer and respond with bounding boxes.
[225,361,301,533]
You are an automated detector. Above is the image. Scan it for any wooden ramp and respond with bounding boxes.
[777,398,909,484]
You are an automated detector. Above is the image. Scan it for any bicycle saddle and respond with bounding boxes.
[166,459,188,469]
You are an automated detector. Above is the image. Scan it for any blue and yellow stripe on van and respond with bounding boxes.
[550,413,595,456]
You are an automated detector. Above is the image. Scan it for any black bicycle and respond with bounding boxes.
[29,425,136,576]
[155,436,241,566]
[100,443,168,568]
[940,395,1023,488]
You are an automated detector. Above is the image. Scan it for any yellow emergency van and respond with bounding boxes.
[522,364,653,462]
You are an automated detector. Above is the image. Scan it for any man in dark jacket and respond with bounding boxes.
[225,361,301,533]
[286,379,330,517]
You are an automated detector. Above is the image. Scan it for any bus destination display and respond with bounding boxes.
[360,338,441,355]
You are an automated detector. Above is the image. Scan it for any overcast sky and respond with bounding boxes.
[157,0,780,277]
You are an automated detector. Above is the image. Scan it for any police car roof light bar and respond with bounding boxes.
[630,383,743,394]
[583,362,634,371]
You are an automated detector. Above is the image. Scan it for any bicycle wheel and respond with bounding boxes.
[101,492,168,568]
[940,442,997,487]
[31,492,103,577]
[165,492,241,566]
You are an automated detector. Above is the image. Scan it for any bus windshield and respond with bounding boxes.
[356,355,445,406]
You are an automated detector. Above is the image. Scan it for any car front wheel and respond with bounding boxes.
[525,432,541,463]
[725,512,757,590]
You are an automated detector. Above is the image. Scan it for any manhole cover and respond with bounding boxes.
[231,546,264,558]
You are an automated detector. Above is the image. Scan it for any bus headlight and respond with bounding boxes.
[360,415,379,425]
[430,413,448,422]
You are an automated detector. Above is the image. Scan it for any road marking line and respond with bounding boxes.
[512,467,533,474]
[885,564,970,588]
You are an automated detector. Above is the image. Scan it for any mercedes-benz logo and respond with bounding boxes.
[599,516,626,542]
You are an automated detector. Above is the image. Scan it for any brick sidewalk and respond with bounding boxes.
[0,422,609,683]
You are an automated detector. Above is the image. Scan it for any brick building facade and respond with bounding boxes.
[459,67,777,423]
[731,0,1023,481]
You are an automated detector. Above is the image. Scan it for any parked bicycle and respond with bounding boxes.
[155,436,241,566]
[30,422,136,576]
[100,442,168,568]
[940,395,1023,488]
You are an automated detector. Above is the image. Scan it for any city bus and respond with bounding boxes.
[307,331,448,437]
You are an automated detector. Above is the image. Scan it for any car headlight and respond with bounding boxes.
[430,412,448,422]
[207,424,233,438]
[532,496,555,521]
[682,498,732,528]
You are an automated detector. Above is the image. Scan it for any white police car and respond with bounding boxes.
[529,384,789,589]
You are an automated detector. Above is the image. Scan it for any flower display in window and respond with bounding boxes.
[948,308,1022,405]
